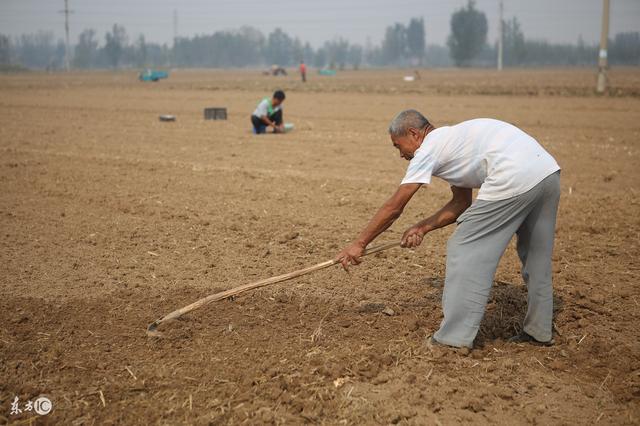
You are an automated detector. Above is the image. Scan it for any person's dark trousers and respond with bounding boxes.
[302,72,306,82]
[251,110,283,134]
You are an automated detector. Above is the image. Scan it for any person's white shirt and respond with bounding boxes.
[252,98,281,118]
[401,118,560,201]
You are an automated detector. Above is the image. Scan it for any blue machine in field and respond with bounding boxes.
[139,69,169,82]
[318,68,336,76]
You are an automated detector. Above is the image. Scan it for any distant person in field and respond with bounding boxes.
[299,60,307,82]
[336,110,561,349]
[251,90,285,134]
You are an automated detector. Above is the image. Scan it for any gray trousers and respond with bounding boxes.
[433,171,561,348]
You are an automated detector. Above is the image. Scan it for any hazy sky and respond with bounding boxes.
[1,0,639,47]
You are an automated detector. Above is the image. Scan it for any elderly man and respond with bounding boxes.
[336,110,560,349]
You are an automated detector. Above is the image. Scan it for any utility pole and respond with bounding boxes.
[173,9,178,66]
[497,0,503,71]
[59,0,73,71]
[596,0,610,93]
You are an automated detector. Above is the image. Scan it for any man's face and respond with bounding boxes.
[272,97,283,107]
[391,128,422,161]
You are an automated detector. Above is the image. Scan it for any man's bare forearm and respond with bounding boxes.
[417,197,469,233]
[336,184,420,268]
[260,115,273,126]
[352,184,422,248]
[400,186,471,249]
[354,204,403,247]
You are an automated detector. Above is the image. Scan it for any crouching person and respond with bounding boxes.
[251,90,285,134]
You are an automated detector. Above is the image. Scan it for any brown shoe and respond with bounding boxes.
[426,336,473,356]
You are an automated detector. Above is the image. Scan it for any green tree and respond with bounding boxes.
[74,29,98,68]
[235,27,264,66]
[135,34,147,67]
[302,42,314,64]
[15,31,58,69]
[407,17,425,64]
[0,34,10,65]
[313,47,327,68]
[348,44,363,69]
[502,17,525,66]
[610,32,640,65]
[324,38,350,69]
[292,37,303,62]
[381,23,407,64]
[265,28,294,66]
[447,0,488,66]
[104,24,127,68]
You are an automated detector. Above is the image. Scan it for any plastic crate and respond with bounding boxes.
[204,107,227,120]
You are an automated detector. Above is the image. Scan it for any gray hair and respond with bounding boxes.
[388,109,431,137]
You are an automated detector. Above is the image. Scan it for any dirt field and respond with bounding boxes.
[1,68,639,425]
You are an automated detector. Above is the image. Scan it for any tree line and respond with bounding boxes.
[0,0,638,70]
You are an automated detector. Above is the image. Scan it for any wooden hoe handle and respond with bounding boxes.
[147,241,400,334]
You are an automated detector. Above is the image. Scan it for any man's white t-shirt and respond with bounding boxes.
[252,98,281,117]
[401,118,560,201]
